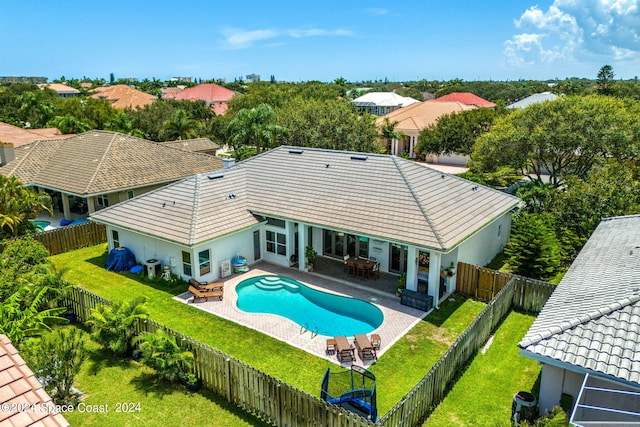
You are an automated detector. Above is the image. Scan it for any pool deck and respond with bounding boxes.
[174,262,430,367]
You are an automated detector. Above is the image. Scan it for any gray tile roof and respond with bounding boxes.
[92,146,520,250]
[158,138,219,153]
[0,131,222,196]
[519,215,640,385]
[507,92,558,109]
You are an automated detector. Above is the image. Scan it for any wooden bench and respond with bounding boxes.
[188,284,223,302]
[189,278,224,291]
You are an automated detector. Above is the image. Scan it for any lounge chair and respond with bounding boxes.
[188,284,223,302]
[189,278,224,291]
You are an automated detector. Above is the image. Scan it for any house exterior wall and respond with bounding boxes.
[539,364,584,416]
[425,153,469,166]
[456,213,512,267]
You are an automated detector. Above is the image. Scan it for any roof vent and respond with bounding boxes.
[207,174,224,180]
[227,193,237,200]
[288,149,304,154]
[350,155,368,161]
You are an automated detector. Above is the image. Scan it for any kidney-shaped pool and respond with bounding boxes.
[235,275,383,337]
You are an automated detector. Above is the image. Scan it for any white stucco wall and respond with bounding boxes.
[538,363,584,416]
[455,212,512,267]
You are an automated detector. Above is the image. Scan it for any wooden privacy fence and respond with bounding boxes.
[63,286,376,427]
[0,221,106,256]
[455,262,513,301]
[378,277,517,427]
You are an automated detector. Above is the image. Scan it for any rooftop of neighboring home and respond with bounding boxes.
[507,92,559,109]
[39,82,81,96]
[0,130,223,196]
[519,215,640,385]
[0,334,70,426]
[0,121,73,148]
[352,92,420,108]
[91,145,521,250]
[163,83,236,115]
[432,92,496,108]
[90,84,157,109]
[375,101,475,132]
[158,137,220,154]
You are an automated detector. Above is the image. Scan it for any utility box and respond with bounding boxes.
[144,259,162,279]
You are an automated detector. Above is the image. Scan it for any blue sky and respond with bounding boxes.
[2,0,639,82]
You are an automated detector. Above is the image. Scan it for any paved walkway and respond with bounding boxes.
[175,262,428,367]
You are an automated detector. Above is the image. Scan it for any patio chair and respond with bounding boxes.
[188,284,223,302]
[370,263,380,280]
[190,278,224,292]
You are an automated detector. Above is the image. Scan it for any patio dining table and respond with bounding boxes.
[346,258,379,279]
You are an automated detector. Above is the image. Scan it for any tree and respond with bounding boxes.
[227,103,288,154]
[134,329,195,385]
[596,65,615,95]
[378,118,404,154]
[471,95,638,186]
[23,328,87,405]
[416,107,501,157]
[0,176,52,238]
[17,89,56,128]
[88,297,149,357]
[47,114,91,134]
[504,213,562,280]
[161,108,203,140]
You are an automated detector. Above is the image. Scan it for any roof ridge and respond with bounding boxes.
[84,132,117,195]
[520,293,640,348]
[188,175,201,245]
[392,156,446,249]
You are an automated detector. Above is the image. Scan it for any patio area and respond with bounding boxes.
[175,261,429,367]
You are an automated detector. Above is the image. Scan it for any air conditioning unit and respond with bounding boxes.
[144,259,162,279]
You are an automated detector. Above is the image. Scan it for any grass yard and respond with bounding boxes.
[423,311,541,426]
[51,244,486,416]
[62,326,268,427]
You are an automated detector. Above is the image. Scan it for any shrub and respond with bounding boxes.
[134,329,195,385]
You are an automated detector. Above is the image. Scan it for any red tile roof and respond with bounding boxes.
[0,335,70,426]
[163,83,236,115]
[0,122,73,148]
[432,92,496,108]
[90,85,156,110]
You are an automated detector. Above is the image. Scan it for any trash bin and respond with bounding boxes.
[512,391,537,425]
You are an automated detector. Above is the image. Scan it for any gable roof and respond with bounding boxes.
[0,130,223,196]
[352,92,420,108]
[519,215,640,385]
[0,334,70,426]
[507,92,558,109]
[163,83,236,115]
[0,122,73,148]
[91,146,520,249]
[158,138,219,153]
[375,101,475,132]
[433,92,496,108]
[90,84,156,109]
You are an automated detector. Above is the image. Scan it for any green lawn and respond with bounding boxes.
[423,311,541,426]
[51,244,486,417]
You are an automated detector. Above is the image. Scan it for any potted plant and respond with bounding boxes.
[305,246,317,272]
[445,262,456,277]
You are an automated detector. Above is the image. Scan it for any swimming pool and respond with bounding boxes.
[236,275,383,337]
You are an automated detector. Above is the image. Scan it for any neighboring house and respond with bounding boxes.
[90,84,157,109]
[519,215,640,424]
[507,92,558,109]
[91,146,520,307]
[432,92,496,108]
[0,121,73,150]
[352,92,420,116]
[163,83,236,115]
[158,138,220,156]
[0,130,222,221]
[375,101,475,160]
[0,334,70,426]
[39,83,81,98]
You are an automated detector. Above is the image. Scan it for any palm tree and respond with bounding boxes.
[160,108,202,141]
[226,103,288,155]
[88,296,149,357]
[378,118,405,154]
[0,176,52,238]
[134,329,194,384]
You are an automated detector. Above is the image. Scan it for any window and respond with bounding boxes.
[127,190,134,199]
[182,251,192,276]
[198,249,211,275]
[266,230,286,255]
[266,217,286,228]
[96,194,109,209]
[112,230,120,248]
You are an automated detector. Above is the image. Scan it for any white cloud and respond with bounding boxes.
[505,0,640,69]
[221,27,353,49]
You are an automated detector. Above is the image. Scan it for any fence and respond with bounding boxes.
[63,286,377,427]
[455,262,513,301]
[0,222,106,256]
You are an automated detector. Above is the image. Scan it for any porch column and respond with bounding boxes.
[86,196,96,214]
[298,223,308,272]
[392,139,398,156]
[405,246,418,292]
[409,136,416,158]
[428,252,442,308]
[61,193,71,219]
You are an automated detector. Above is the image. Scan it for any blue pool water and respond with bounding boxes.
[236,275,383,337]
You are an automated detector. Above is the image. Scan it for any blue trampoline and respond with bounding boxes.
[321,365,377,421]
